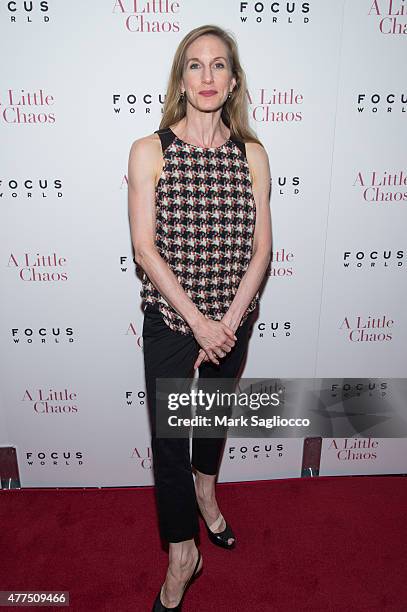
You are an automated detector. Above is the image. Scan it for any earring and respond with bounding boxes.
[227,92,232,99]
[180,91,185,101]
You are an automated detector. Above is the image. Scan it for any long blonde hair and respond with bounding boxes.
[159,24,263,146]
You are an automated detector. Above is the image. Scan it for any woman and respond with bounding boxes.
[128,24,272,611]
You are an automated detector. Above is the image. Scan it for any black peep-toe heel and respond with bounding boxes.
[199,507,236,550]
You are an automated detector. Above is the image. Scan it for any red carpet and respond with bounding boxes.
[0,476,406,611]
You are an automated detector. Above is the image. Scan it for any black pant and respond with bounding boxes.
[142,304,255,543]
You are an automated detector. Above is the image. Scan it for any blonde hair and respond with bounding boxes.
[159,24,263,146]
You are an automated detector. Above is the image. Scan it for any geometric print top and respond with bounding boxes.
[140,126,259,335]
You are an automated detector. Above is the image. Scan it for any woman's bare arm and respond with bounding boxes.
[128,135,203,328]
[128,135,236,362]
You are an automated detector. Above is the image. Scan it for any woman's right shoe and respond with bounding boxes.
[152,548,202,611]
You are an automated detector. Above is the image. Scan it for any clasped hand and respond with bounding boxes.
[192,313,239,370]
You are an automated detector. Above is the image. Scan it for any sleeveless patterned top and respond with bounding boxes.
[140,126,259,335]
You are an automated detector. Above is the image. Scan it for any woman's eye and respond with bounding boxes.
[188,62,225,69]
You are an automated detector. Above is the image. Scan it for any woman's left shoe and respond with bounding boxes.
[152,548,202,611]
[199,507,236,550]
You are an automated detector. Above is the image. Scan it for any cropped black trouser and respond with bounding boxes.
[142,304,255,543]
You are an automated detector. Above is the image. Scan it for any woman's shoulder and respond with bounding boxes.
[244,139,265,152]
[129,132,163,167]
[245,140,269,162]
[131,129,177,158]
[244,141,270,184]
[128,132,163,183]
[130,131,161,152]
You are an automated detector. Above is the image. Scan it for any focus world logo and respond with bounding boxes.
[113,91,166,116]
[239,1,310,24]
[342,249,405,270]
[226,442,284,462]
[25,450,84,466]
[5,0,51,23]
[0,178,63,200]
[356,91,407,114]
[11,326,75,344]
[255,319,292,340]
[124,389,147,407]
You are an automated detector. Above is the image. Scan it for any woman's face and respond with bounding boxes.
[181,34,236,112]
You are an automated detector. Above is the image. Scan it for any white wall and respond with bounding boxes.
[0,1,405,486]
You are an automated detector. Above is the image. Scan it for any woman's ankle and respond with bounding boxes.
[194,470,216,500]
[169,539,197,568]
[196,488,216,506]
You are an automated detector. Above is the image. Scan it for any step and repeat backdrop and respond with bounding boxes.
[1,1,406,487]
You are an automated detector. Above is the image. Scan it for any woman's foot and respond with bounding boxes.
[160,541,203,608]
[194,470,235,546]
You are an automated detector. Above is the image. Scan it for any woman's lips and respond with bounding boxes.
[199,91,217,97]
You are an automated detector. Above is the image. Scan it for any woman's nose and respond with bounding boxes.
[202,68,214,83]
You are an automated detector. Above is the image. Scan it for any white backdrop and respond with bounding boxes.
[0,1,406,487]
